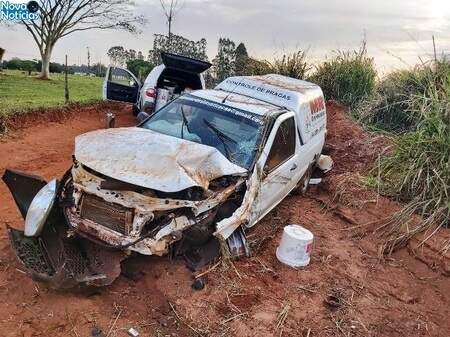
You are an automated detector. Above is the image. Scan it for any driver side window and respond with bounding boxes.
[110,68,136,87]
[265,117,296,173]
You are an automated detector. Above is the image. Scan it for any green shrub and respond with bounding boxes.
[310,44,377,108]
[240,51,310,79]
[270,50,310,79]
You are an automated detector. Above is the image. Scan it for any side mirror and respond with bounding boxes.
[136,111,150,123]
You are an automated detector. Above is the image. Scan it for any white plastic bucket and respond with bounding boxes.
[317,155,333,173]
[276,225,314,267]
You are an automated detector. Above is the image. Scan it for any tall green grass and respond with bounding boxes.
[357,60,450,132]
[374,65,450,253]
[309,44,377,108]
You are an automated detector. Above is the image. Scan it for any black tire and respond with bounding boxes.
[292,165,313,195]
[132,104,140,116]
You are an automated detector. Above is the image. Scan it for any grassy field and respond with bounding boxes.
[0,70,103,116]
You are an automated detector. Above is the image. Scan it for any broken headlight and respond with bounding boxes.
[24,179,57,237]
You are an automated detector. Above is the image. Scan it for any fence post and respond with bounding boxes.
[65,54,69,103]
[0,48,5,72]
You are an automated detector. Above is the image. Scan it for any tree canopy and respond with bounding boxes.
[21,0,145,79]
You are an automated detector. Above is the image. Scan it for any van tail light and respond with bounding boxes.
[145,88,157,98]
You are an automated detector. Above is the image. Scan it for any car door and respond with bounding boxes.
[249,112,305,225]
[103,67,141,103]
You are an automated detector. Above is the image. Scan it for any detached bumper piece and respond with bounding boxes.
[3,169,125,290]
[8,223,125,289]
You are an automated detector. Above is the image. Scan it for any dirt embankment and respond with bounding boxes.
[0,102,448,337]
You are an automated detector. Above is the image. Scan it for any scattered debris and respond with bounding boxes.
[309,177,322,185]
[324,289,344,310]
[276,302,291,329]
[191,277,205,291]
[90,327,105,337]
[104,112,115,129]
[127,327,139,337]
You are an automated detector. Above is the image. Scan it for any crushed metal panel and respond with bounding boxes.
[214,165,262,240]
[74,127,247,192]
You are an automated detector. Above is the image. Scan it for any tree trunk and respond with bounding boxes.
[40,47,53,79]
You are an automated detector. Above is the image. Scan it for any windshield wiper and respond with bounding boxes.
[203,119,237,144]
[180,106,191,139]
[202,119,237,158]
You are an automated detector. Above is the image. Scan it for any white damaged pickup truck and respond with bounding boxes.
[3,74,326,289]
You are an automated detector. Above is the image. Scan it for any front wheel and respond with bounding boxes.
[132,104,140,116]
[292,166,313,195]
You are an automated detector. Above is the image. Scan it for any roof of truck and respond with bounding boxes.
[191,89,283,116]
[214,74,323,114]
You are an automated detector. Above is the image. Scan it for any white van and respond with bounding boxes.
[4,74,327,288]
[103,52,212,115]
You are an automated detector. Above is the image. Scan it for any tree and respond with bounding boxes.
[107,46,129,66]
[159,0,183,44]
[5,58,39,73]
[234,42,249,76]
[92,62,107,77]
[148,34,208,65]
[126,59,154,81]
[128,49,137,61]
[213,38,236,82]
[20,0,145,79]
[22,60,38,75]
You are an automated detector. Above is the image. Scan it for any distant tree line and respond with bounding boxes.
[1,58,107,77]
[2,34,310,83]
[107,34,310,86]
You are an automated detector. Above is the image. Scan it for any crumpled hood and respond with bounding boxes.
[74,127,247,192]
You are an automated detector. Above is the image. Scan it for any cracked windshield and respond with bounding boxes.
[142,95,265,169]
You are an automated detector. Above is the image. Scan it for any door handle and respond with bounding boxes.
[290,163,298,171]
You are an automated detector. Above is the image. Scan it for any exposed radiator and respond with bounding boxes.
[80,194,133,235]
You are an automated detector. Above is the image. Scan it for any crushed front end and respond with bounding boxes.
[2,162,246,289]
[64,162,244,257]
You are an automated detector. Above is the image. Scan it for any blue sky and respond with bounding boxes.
[1,0,450,72]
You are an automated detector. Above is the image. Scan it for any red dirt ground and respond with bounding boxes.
[0,103,448,337]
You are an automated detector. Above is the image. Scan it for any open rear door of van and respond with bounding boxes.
[161,52,212,74]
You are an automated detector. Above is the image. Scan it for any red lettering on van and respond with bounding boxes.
[309,97,325,115]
